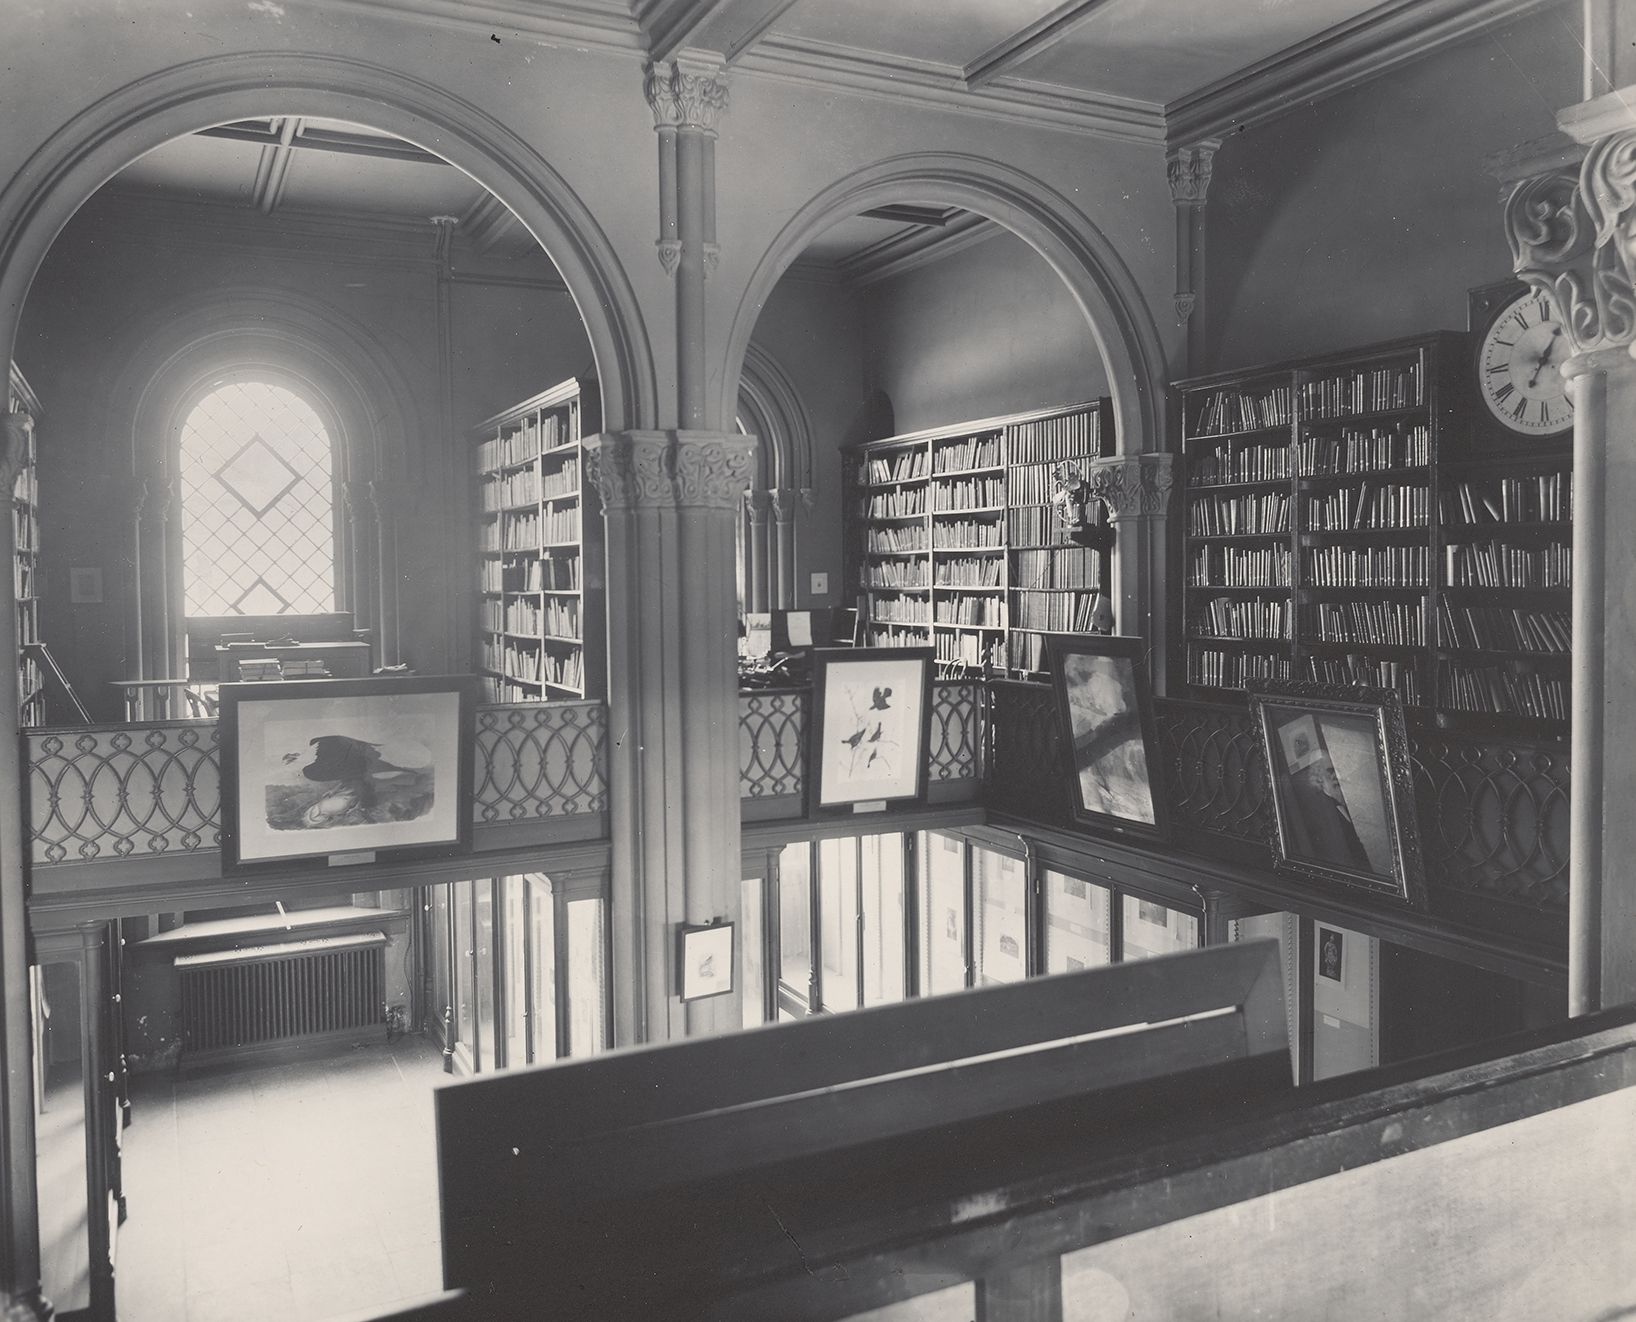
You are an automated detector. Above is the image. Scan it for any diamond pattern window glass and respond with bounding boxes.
[179,381,336,617]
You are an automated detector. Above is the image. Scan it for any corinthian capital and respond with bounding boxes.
[1166,140,1219,207]
[1506,134,1636,355]
[585,431,755,513]
[644,59,730,132]
[1082,454,1174,520]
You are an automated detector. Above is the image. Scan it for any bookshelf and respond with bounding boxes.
[1175,332,1572,737]
[472,376,603,703]
[847,399,1114,678]
[8,364,41,727]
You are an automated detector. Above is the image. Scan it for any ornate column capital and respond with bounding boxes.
[1166,140,1219,207]
[585,431,756,513]
[644,58,730,133]
[1505,131,1636,358]
[746,488,771,522]
[768,487,801,523]
[1082,454,1175,520]
[0,410,32,491]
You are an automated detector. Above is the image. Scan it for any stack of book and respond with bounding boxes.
[238,658,283,681]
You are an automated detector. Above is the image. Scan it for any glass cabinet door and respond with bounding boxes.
[818,837,860,1012]
[475,879,497,1070]
[776,842,814,1019]
[565,897,607,1057]
[1121,895,1200,962]
[429,883,451,1040]
[973,847,1028,986]
[452,880,476,1074]
[740,876,767,1027]
[918,832,968,995]
[860,833,905,1007]
[1044,870,1112,974]
[527,874,558,1062]
[502,876,528,1069]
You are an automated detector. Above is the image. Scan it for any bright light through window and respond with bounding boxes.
[179,380,336,616]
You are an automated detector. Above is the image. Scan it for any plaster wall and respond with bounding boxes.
[1204,3,1582,372]
[861,228,1112,436]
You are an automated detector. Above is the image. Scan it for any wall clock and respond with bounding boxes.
[1472,283,1572,438]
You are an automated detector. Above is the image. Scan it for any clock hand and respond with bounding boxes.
[1526,326,1563,390]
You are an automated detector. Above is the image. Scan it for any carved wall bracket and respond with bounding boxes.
[1166,140,1218,330]
[1082,453,1175,520]
[585,431,756,513]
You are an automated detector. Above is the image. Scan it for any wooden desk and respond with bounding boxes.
[214,641,371,681]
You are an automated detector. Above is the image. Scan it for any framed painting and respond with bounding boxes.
[809,647,932,811]
[1248,681,1426,908]
[1046,634,1169,842]
[676,922,735,1002]
[219,674,479,874]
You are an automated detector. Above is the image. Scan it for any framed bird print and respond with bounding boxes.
[218,674,479,874]
[809,647,932,812]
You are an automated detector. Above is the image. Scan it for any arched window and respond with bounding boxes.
[178,378,337,617]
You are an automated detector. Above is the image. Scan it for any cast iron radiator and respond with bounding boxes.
[176,932,386,1060]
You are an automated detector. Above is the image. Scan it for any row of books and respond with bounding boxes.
[938,556,1003,587]
[237,658,286,682]
[483,676,539,703]
[864,560,930,588]
[1193,596,1290,640]
[1189,442,1293,486]
[1305,655,1422,705]
[481,469,541,510]
[480,597,578,638]
[932,433,1002,473]
[864,448,929,486]
[1188,492,1289,537]
[866,623,932,649]
[1442,472,1571,526]
[478,556,580,594]
[475,411,573,470]
[1008,632,1051,675]
[1440,663,1568,721]
[1010,460,1089,506]
[1012,589,1100,632]
[1189,384,1294,437]
[1305,544,1428,587]
[1437,602,1571,654]
[483,638,542,683]
[1444,540,1570,589]
[543,598,581,640]
[1007,505,1087,546]
[931,476,1004,510]
[1296,424,1429,476]
[866,525,929,553]
[539,649,585,691]
[1303,482,1430,531]
[11,505,35,551]
[540,458,580,499]
[1011,546,1102,590]
[505,508,579,547]
[869,593,930,625]
[935,596,1004,627]
[1298,360,1423,418]
[864,488,927,518]
[936,631,1005,668]
[1008,408,1102,463]
[14,561,33,598]
[279,658,331,679]
[1186,647,1294,689]
[932,518,1003,549]
[1187,545,1293,588]
[1303,600,1424,646]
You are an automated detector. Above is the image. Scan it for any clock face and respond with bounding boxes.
[1477,291,1573,437]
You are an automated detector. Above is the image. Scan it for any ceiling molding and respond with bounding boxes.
[200,121,450,166]
[963,0,1119,89]
[285,0,1163,143]
[460,189,537,259]
[737,36,1165,144]
[839,211,1001,287]
[722,0,804,63]
[1164,0,1564,146]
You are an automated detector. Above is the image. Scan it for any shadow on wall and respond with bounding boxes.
[844,390,895,446]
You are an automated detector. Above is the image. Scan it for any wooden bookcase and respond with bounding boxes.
[8,364,41,727]
[847,399,1114,678]
[1174,331,1571,737]
[472,376,603,703]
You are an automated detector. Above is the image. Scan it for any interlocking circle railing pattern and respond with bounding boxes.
[473,702,607,821]
[1157,699,1273,842]
[740,690,806,799]
[929,682,981,784]
[28,723,222,864]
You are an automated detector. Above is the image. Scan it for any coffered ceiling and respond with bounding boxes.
[103,0,1556,274]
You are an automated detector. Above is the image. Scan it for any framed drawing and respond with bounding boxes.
[809,647,932,811]
[219,674,479,874]
[676,922,735,1002]
[1046,634,1169,842]
[1248,682,1426,908]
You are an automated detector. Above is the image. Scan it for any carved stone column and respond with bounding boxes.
[1167,140,1219,370]
[745,489,770,613]
[586,429,756,1045]
[768,487,800,609]
[645,59,729,429]
[1505,110,1636,1013]
[1083,454,1174,684]
[0,413,47,1322]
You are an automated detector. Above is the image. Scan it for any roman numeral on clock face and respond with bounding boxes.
[1494,382,1515,403]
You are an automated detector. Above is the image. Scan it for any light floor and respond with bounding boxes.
[116,1034,449,1322]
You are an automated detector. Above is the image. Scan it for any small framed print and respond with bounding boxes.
[68,566,102,604]
[809,647,933,812]
[677,922,735,1002]
[1318,926,1345,983]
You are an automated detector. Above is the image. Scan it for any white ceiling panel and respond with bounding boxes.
[770,0,1068,70]
[117,134,259,208]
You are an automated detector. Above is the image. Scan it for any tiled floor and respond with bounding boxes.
[117,1034,449,1322]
